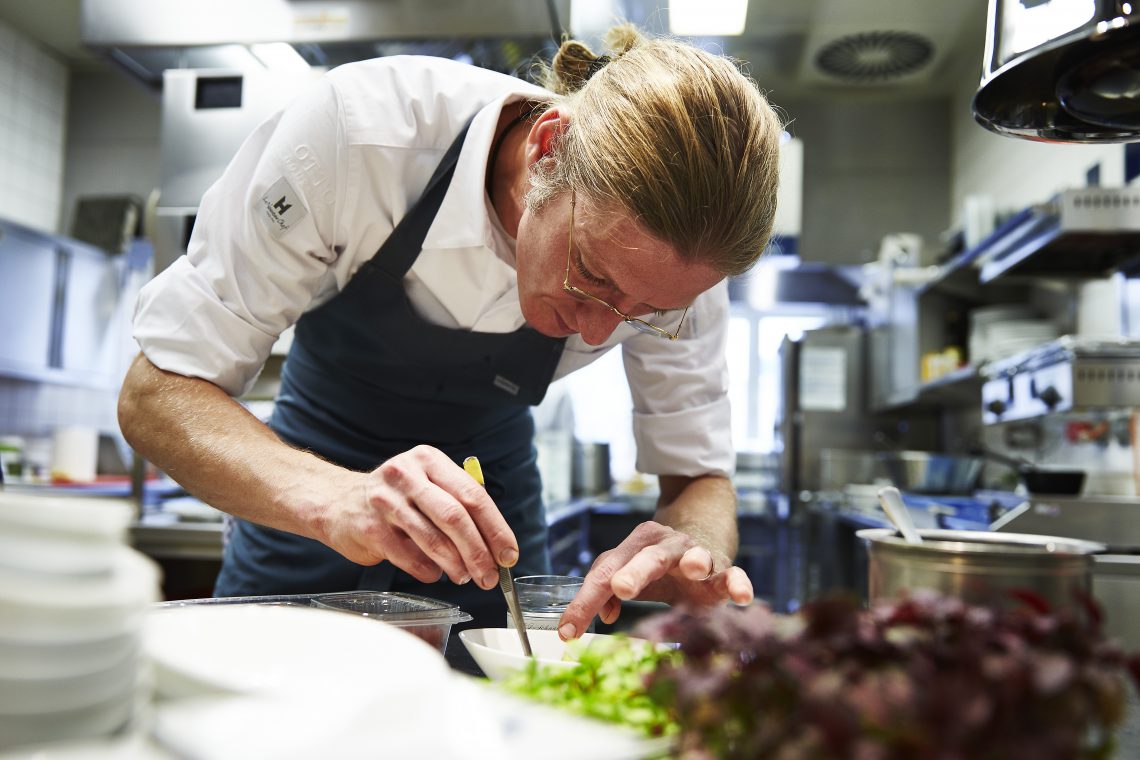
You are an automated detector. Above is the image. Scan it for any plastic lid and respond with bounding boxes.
[309,591,472,625]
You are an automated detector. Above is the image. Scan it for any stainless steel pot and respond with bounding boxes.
[571,442,611,497]
[858,528,1105,611]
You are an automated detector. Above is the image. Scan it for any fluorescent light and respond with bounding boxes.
[249,43,310,72]
[572,0,617,39]
[669,0,748,36]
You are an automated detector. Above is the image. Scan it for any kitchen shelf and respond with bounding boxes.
[977,189,1140,283]
[916,365,984,404]
[915,208,1036,297]
[882,365,984,411]
[916,188,1140,296]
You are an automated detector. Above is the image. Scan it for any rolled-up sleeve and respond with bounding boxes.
[622,280,734,478]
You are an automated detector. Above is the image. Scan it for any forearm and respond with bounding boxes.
[117,352,360,543]
[653,474,739,561]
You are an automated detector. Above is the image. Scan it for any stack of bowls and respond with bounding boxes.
[0,491,160,751]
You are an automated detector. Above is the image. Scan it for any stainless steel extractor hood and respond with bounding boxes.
[81,0,567,88]
[973,0,1140,143]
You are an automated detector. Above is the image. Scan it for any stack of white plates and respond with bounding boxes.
[968,305,1034,364]
[986,319,1060,361]
[0,492,160,752]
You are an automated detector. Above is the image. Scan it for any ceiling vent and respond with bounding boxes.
[813,31,934,82]
[796,0,974,89]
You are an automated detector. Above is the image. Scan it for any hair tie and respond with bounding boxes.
[585,55,612,79]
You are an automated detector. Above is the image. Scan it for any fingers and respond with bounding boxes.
[611,530,693,600]
[678,545,715,582]
[424,454,519,567]
[369,447,518,590]
[382,532,445,584]
[725,566,755,604]
[600,596,622,625]
[559,559,619,640]
[678,547,755,604]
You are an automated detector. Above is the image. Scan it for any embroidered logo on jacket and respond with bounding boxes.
[260,176,308,237]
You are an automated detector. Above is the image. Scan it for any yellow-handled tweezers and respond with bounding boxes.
[463,456,533,658]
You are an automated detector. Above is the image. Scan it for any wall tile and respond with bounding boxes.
[0,19,67,234]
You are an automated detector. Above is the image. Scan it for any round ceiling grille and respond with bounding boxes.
[814,31,934,82]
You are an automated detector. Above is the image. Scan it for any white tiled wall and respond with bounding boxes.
[0,377,119,436]
[0,19,68,234]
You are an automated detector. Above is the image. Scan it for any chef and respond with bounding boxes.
[118,24,783,639]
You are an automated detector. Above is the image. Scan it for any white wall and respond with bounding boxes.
[782,95,952,265]
[0,19,67,233]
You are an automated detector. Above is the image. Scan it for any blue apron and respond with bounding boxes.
[214,119,567,628]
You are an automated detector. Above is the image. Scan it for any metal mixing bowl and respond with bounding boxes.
[876,451,984,495]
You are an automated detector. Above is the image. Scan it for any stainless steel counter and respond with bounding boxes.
[130,521,224,561]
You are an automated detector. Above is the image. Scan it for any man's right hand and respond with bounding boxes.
[326,445,519,590]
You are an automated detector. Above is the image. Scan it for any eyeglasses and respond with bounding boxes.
[563,191,688,341]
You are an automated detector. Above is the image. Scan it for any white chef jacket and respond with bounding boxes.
[132,56,734,478]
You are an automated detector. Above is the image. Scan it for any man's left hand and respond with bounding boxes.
[556,520,754,640]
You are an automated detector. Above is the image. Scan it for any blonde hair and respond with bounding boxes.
[527,25,784,277]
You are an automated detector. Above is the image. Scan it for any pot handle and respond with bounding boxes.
[970,445,1031,472]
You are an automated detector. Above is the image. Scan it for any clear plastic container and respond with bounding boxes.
[309,591,472,654]
[507,575,593,632]
[156,594,315,609]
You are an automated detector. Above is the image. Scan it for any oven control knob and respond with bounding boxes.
[1038,385,1062,409]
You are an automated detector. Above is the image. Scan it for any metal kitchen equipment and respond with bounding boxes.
[973,447,1086,495]
[990,494,1140,548]
[779,327,878,503]
[858,527,1104,611]
[571,442,611,497]
[150,67,324,275]
[876,451,984,495]
[970,188,1140,284]
[973,0,1140,142]
[818,448,880,492]
[991,494,1140,649]
[81,0,569,90]
[981,336,1140,424]
[1090,555,1140,650]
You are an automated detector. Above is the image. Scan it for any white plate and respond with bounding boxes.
[0,629,138,680]
[0,549,159,643]
[0,530,122,576]
[144,603,451,700]
[0,492,133,540]
[0,678,137,751]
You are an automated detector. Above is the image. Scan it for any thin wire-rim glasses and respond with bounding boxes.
[562,191,687,341]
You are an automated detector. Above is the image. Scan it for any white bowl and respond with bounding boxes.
[459,628,630,681]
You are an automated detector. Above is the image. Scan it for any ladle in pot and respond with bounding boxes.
[877,486,923,545]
